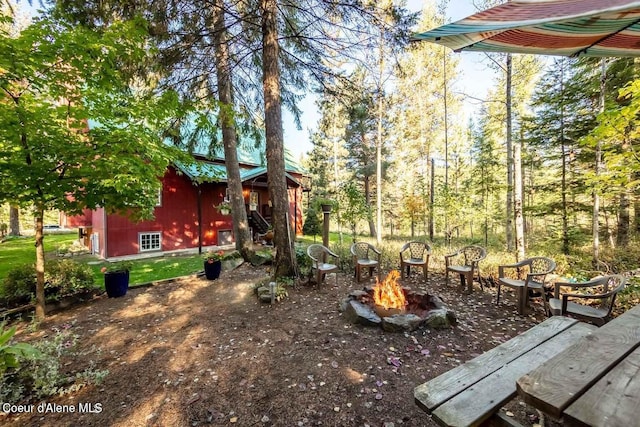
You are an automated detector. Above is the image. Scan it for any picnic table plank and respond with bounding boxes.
[415,316,579,412]
[431,322,595,427]
[563,346,640,427]
[517,305,640,418]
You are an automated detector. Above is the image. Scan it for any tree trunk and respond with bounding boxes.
[212,1,252,260]
[514,138,525,261]
[617,191,629,247]
[429,158,434,240]
[634,189,640,233]
[34,208,46,319]
[364,176,376,237]
[560,60,569,255]
[593,59,605,265]
[505,54,514,252]
[561,140,569,254]
[261,0,296,277]
[9,205,20,236]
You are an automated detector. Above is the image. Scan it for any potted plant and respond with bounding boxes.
[216,200,232,215]
[203,250,225,280]
[100,261,133,298]
[316,198,334,213]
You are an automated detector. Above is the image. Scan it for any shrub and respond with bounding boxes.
[1,260,95,302]
[295,245,311,276]
[1,264,36,300]
[302,207,321,237]
[46,260,95,297]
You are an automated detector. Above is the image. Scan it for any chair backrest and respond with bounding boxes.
[593,274,627,314]
[351,242,372,260]
[401,241,431,260]
[307,244,329,267]
[461,245,487,266]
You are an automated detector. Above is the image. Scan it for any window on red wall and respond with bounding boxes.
[139,232,161,252]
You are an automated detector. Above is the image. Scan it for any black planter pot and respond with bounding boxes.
[104,270,129,298]
[204,260,222,280]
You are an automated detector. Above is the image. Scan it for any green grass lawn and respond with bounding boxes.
[0,233,206,295]
[89,256,204,287]
[0,233,78,280]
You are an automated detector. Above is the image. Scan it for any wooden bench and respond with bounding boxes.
[414,316,596,427]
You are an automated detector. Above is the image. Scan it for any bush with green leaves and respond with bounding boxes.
[302,207,321,237]
[2,260,96,302]
[0,323,108,404]
[295,245,312,277]
[1,264,37,300]
[46,260,96,297]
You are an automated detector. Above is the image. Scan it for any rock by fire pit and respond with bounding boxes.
[340,271,456,332]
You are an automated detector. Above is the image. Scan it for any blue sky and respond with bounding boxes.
[284,0,497,158]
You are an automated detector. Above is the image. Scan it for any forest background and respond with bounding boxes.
[303,0,640,284]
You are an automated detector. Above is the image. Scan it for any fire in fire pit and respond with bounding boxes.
[341,270,456,332]
[373,270,406,317]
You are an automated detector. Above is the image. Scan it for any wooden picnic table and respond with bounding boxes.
[517,304,640,427]
[414,316,596,427]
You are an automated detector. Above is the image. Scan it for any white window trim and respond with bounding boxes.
[139,232,161,252]
[156,188,162,207]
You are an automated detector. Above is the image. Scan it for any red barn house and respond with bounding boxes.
[62,144,307,260]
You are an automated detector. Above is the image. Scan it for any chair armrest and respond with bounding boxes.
[562,290,614,301]
[445,250,460,259]
[498,261,527,278]
[501,260,528,269]
[560,292,614,315]
[554,278,604,298]
[444,251,460,268]
[326,248,339,259]
[371,246,381,256]
[399,243,410,259]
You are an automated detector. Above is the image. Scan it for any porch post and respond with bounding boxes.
[197,184,203,255]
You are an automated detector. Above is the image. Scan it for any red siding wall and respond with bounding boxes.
[59,209,92,228]
[101,167,305,258]
[105,168,232,257]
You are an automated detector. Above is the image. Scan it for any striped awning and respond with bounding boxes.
[412,0,640,57]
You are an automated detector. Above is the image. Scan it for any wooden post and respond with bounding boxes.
[322,206,331,247]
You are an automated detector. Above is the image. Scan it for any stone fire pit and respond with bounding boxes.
[340,285,457,332]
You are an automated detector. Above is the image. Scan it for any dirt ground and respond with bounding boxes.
[3,263,549,427]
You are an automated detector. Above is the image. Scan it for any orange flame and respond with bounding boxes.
[373,270,407,310]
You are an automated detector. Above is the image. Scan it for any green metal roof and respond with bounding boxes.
[171,117,306,183]
[175,149,305,184]
[175,161,227,183]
